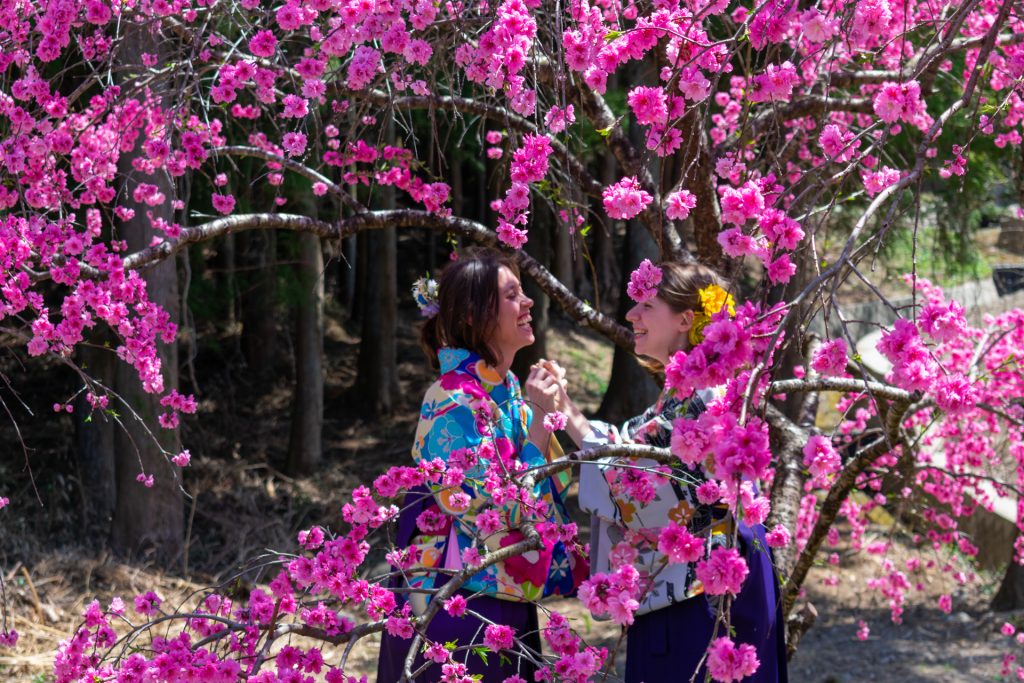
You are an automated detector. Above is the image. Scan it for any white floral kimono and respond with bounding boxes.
[578,388,732,616]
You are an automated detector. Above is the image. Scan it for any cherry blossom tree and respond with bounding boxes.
[2,0,1024,680]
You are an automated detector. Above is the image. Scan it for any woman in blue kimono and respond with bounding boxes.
[376,249,587,683]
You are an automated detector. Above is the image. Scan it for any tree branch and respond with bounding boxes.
[117,211,635,350]
[781,395,916,616]
[567,81,687,261]
[770,377,915,402]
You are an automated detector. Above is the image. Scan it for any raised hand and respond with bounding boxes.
[525,362,565,416]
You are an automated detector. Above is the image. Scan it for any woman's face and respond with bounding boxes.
[488,266,534,365]
[626,295,692,364]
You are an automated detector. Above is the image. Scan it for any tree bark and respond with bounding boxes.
[513,205,552,378]
[596,221,659,423]
[108,23,183,562]
[220,231,237,329]
[354,227,399,414]
[354,137,399,415]
[680,110,724,270]
[993,554,1024,611]
[74,342,117,537]
[287,231,325,475]
[240,229,278,382]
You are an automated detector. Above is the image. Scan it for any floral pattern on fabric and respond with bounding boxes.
[579,389,732,616]
[407,348,587,602]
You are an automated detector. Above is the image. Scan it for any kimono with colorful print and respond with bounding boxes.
[406,348,587,603]
[579,388,732,616]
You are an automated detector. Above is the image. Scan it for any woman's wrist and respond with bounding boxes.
[527,417,551,458]
[562,401,591,448]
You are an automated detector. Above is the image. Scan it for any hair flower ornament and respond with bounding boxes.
[412,276,440,318]
[689,284,736,346]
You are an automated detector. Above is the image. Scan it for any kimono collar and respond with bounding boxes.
[437,348,509,393]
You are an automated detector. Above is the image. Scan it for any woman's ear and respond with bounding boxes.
[677,309,694,333]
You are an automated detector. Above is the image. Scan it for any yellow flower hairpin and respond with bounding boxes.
[688,284,736,346]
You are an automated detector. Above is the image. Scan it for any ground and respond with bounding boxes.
[2,260,1023,681]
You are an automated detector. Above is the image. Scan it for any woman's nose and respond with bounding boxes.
[625,304,640,322]
[523,294,534,309]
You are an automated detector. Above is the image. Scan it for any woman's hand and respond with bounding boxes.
[531,359,592,449]
[525,362,565,416]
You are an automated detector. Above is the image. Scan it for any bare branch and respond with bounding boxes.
[770,377,915,402]
[116,211,635,349]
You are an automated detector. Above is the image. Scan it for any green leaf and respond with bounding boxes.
[471,646,489,665]
[604,30,622,42]
[595,127,612,138]
[580,224,592,237]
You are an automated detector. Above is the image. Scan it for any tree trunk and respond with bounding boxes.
[74,341,117,537]
[354,227,399,414]
[220,231,237,329]
[993,555,1024,611]
[355,143,399,415]
[596,221,660,423]
[590,153,620,315]
[597,84,660,423]
[553,197,574,290]
[680,109,725,270]
[109,220,182,561]
[240,229,278,382]
[287,232,325,475]
[513,206,552,379]
[107,23,183,563]
[341,235,357,316]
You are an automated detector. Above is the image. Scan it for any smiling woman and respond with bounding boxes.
[377,248,588,683]
[538,261,788,683]
[489,265,537,371]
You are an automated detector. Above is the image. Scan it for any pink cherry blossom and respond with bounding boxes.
[603,176,653,220]
[707,637,760,682]
[803,435,841,481]
[248,30,278,57]
[665,190,697,220]
[696,547,749,596]
[627,259,662,303]
[811,339,848,377]
[657,523,705,563]
[484,624,515,651]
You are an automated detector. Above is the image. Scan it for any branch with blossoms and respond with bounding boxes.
[115,209,634,350]
[332,90,607,199]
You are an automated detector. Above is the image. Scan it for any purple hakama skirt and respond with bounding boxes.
[624,522,788,683]
[376,486,543,682]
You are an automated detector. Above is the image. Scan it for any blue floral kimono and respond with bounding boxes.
[405,347,587,602]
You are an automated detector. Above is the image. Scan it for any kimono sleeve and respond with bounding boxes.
[578,420,698,531]
[519,402,571,495]
[411,385,493,520]
[577,420,622,522]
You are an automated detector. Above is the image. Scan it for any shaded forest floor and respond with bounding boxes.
[1,301,1021,681]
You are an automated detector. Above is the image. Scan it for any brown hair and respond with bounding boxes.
[655,261,728,315]
[419,247,520,369]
